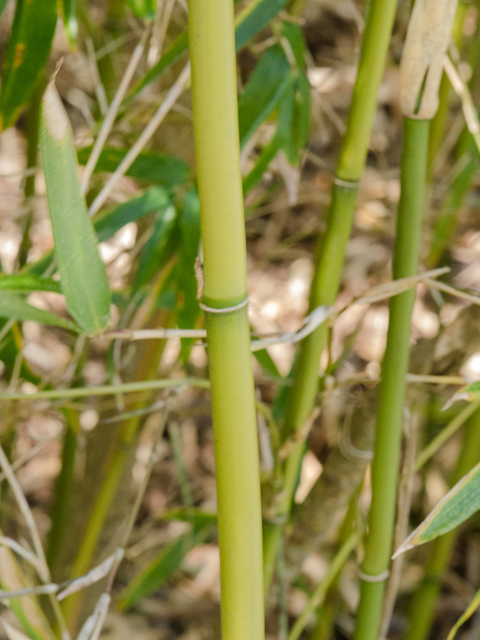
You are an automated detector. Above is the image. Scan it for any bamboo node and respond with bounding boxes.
[333,176,360,189]
[358,569,390,583]
[199,296,250,314]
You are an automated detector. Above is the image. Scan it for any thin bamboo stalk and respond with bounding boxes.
[263,0,398,591]
[353,117,430,640]
[187,1,264,639]
[405,407,480,640]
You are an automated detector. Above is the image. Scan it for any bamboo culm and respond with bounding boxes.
[353,117,430,640]
[187,1,264,639]
[263,0,399,592]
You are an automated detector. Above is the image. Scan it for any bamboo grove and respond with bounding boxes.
[1,1,480,640]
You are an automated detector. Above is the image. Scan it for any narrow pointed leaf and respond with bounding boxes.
[446,587,480,640]
[62,0,78,49]
[0,292,78,331]
[94,186,170,242]
[238,44,291,147]
[0,0,57,129]
[395,459,480,556]
[133,205,178,292]
[126,0,156,19]
[77,146,190,187]
[119,523,213,609]
[234,0,290,50]
[40,78,111,334]
[177,190,201,361]
[0,274,61,294]
[0,544,57,640]
[26,187,171,276]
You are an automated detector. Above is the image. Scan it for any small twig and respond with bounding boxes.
[443,54,480,151]
[149,0,176,64]
[81,29,151,194]
[88,61,191,216]
[0,537,43,574]
[426,278,480,307]
[415,399,480,471]
[288,532,359,640]
[0,377,210,401]
[0,445,71,640]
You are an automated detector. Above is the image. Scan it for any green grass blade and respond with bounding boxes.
[177,190,201,360]
[119,524,212,609]
[0,275,61,294]
[0,0,57,129]
[62,0,78,49]
[238,44,291,147]
[126,0,156,19]
[447,587,480,640]
[0,544,56,640]
[40,78,111,335]
[128,32,189,98]
[94,186,171,241]
[132,205,178,292]
[77,146,190,187]
[234,0,289,50]
[27,187,171,276]
[396,459,480,554]
[0,292,78,331]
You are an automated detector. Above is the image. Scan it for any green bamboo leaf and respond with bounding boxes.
[77,146,190,187]
[243,135,281,195]
[395,459,480,556]
[119,523,213,609]
[128,32,189,99]
[40,78,111,334]
[126,0,156,19]
[0,292,78,331]
[62,0,78,49]
[177,190,201,361]
[162,507,217,527]
[94,186,171,242]
[133,205,178,292]
[238,44,291,148]
[234,0,290,50]
[444,381,480,410]
[0,0,57,129]
[128,0,290,100]
[446,586,480,640]
[26,187,171,277]
[0,274,61,294]
[277,73,311,166]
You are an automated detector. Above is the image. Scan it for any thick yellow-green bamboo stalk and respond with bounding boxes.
[187,3,264,640]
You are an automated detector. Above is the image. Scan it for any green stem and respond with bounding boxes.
[187,1,264,638]
[353,117,430,640]
[406,407,480,640]
[263,0,398,590]
[46,409,79,572]
[288,532,359,640]
[0,377,210,401]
